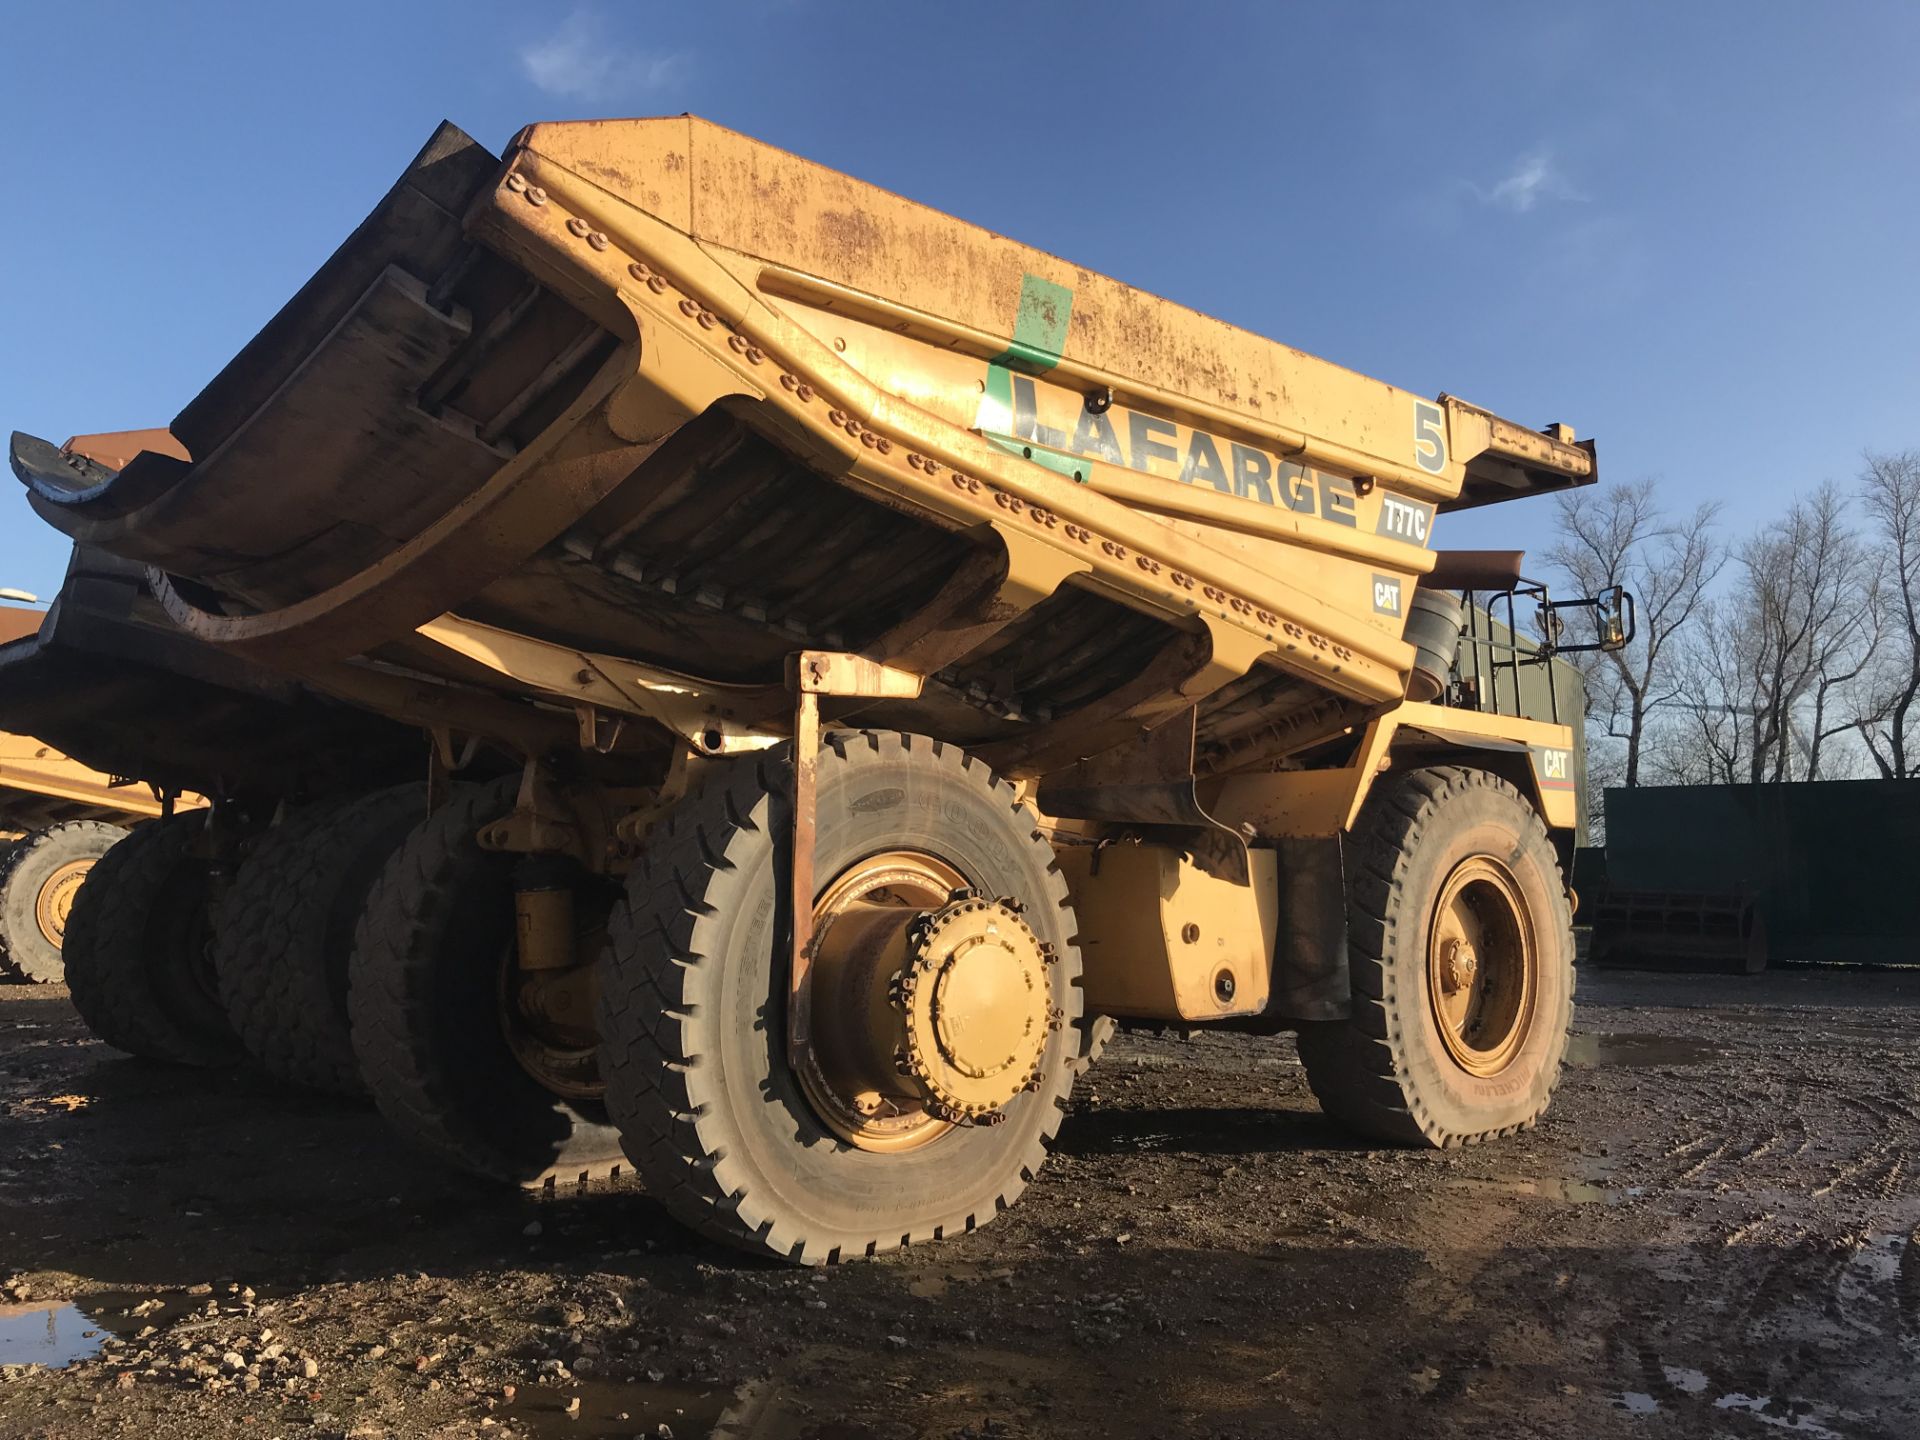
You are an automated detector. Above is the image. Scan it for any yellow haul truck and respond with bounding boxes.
[12,118,1629,1264]
[0,726,147,984]
[0,605,184,983]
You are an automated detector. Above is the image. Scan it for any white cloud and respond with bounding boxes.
[1477,150,1587,214]
[521,9,685,102]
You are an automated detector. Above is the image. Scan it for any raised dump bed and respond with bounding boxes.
[12,117,1629,1261]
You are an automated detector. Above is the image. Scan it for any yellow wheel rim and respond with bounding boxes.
[1426,855,1536,1077]
[797,850,968,1154]
[34,859,94,949]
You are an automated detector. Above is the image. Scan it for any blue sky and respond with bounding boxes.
[3,2,1916,600]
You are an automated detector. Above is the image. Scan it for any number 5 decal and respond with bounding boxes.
[1413,400,1447,475]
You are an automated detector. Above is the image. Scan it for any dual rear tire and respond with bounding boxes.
[62,811,242,1067]
[63,783,624,1187]
[347,779,622,1184]
[212,787,426,1095]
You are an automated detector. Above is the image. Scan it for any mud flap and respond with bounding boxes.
[1269,835,1350,1022]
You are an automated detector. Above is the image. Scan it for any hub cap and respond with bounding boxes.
[900,898,1054,1119]
[1427,855,1535,1077]
[35,859,94,948]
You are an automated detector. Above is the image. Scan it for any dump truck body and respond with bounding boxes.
[12,117,1624,1259]
[0,725,174,834]
[15,118,1595,783]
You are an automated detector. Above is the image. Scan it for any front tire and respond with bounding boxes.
[598,731,1088,1264]
[1297,766,1573,1147]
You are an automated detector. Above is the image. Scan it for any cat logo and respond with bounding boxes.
[1536,748,1574,790]
[1372,574,1403,617]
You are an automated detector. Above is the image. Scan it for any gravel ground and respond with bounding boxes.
[0,963,1916,1439]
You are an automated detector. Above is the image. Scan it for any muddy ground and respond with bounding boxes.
[0,963,1915,1439]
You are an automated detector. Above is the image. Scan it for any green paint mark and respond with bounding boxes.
[977,273,1085,481]
[991,273,1073,374]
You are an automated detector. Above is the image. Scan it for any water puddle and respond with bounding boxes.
[1713,1392,1843,1437]
[0,1301,105,1370]
[0,1285,252,1372]
[1603,1360,1844,1437]
[1566,1032,1720,1069]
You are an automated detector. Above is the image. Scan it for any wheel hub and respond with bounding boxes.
[1439,937,1479,993]
[1427,855,1535,1077]
[34,859,94,949]
[900,897,1056,1120]
[797,854,1058,1151]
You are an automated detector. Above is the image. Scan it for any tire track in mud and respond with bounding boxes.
[1639,1021,1920,1393]
[1733,1145,1920,1361]
[1811,1141,1897,1200]
[1676,1138,1734,1185]
[1664,1132,1716,1162]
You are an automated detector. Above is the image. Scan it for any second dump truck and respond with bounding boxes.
[12,116,1627,1263]
[0,602,202,983]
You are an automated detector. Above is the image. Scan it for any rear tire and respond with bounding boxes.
[62,812,243,1066]
[213,786,425,1095]
[598,731,1089,1264]
[1297,766,1573,1147]
[0,820,126,983]
[347,780,621,1183]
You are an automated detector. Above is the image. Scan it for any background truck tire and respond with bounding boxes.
[347,779,620,1183]
[598,731,1090,1265]
[213,786,425,1095]
[1297,765,1574,1148]
[0,820,127,983]
[61,811,243,1066]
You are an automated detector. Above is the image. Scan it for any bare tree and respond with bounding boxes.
[1854,450,1920,778]
[1546,478,1725,788]
[1677,484,1877,783]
